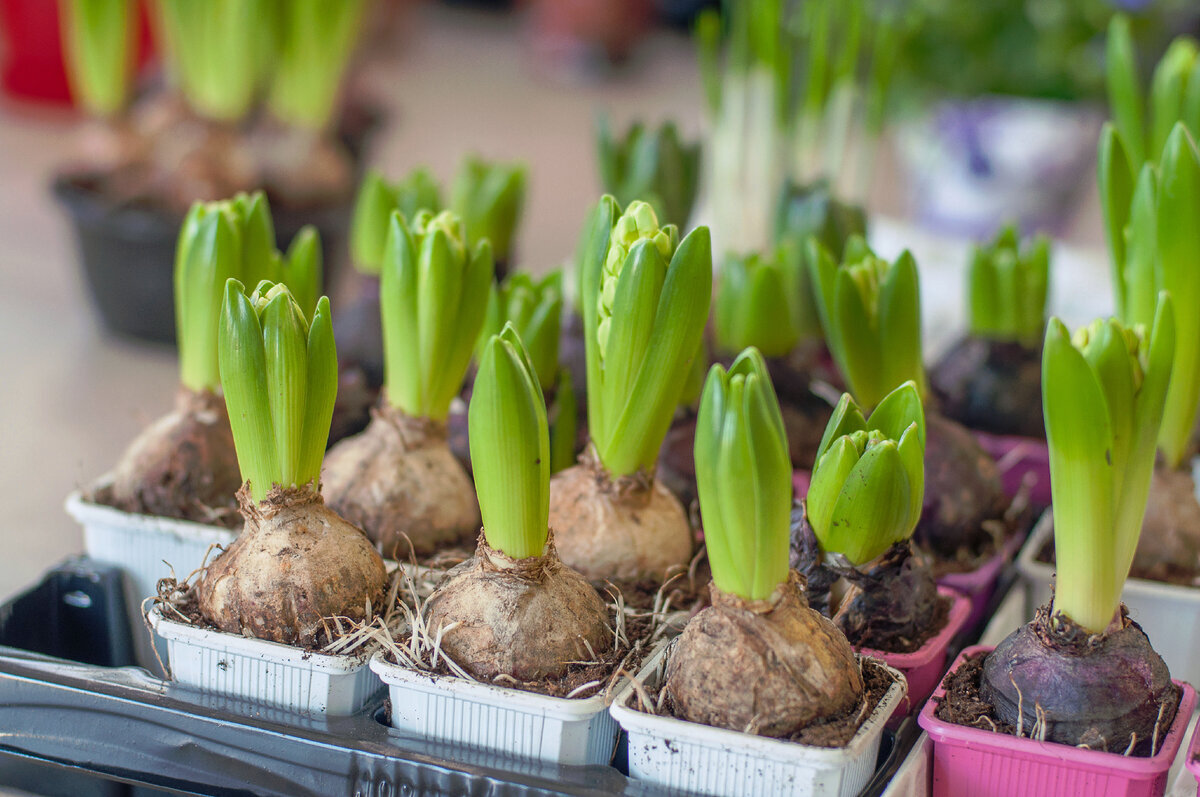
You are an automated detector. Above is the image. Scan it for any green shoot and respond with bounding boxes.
[218,280,338,502]
[449,156,526,263]
[476,271,562,391]
[1043,296,1174,633]
[350,168,444,275]
[1101,123,1200,469]
[155,0,275,122]
[470,325,550,560]
[808,235,924,410]
[380,210,493,422]
[714,250,801,358]
[549,369,577,475]
[595,116,702,227]
[967,225,1050,344]
[694,348,791,601]
[579,198,712,477]
[59,0,133,117]
[1107,15,1146,168]
[807,382,925,566]
[265,0,367,130]
[175,205,239,393]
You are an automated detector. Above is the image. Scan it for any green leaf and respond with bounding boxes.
[814,392,867,464]
[578,196,619,446]
[300,296,337,486]
[869,380,925,449]
[1123,164,1159,330]
[261,289,309,488]
[177,209,240,392]
[1043,318,1118,633]
[549,368,577,474]
[600,225,712,475]
[218,279,278,501]
[895,422,925,535]
[282,225,322,317]
[266,0,367,129]
[60,0,133,117]
[1149,40,1197,162]
[470,325,549,559]
[807,435,860,546]
[1098,124,1135,319]
[878,250,924,401]
[380,213,421,415]
[350,171,399,273]
[1155,124,1200,468]
[1106,15,1145,168]
[832,266,884,408]
[825,441,911,566]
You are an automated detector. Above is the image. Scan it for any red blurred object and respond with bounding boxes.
[0,0,156,106]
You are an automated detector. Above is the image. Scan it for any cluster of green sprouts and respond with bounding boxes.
[967,225,1050,345]
[807,383,925,566]
[449,157,527,263]
[808,236,924,410]
[351,168,443,274]
[595,117,701,228]
[380,210,493,422]
[176,192,320,393]
[218,280,338,503]
[579,198,712,477]
[59,0,133,117]
[470,325,550,560]
[1042,297,1175,633]
[694,349,791,601]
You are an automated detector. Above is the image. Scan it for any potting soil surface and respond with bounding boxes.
[854,592,951,654]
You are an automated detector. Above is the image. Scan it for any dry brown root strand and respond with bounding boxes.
[423,532,611,681]
[322,403,480,558]
[198,483,388,647]
[100,388,242,527]
[548,447,693,583]
[1131,465,1200,583]
[665,572,864,737]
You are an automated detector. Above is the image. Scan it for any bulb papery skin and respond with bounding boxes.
[665,573,864,737]
[102,388,241,526]
[424,534,610,681]
[198,485,388,647]
[322,405,480,558]
[547,457,692,583]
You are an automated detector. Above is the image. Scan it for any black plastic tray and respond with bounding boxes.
[0,558,906,796]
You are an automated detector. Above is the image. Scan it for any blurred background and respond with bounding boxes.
[0,0,1197,601]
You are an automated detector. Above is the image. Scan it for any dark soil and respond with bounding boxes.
[638,655,894,748]
[854,594,950,655]
[92,481,241,530]
[387,607,657,700]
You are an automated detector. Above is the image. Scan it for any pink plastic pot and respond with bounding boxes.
[1185,713,1200,792]
[938,531,1023,634]
[919,645,1197,797]
[974,430,1051,508]
[858,586,971,721]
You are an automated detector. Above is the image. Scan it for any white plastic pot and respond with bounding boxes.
[148,607,380,715]
[370,651,622,765]
[610,645,907,797]
[1017,511,1200,689]
[65,489,237,669]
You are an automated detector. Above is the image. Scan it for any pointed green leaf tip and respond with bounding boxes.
[470,324,550,560]
[806,381,925,566]
[450,156,527,261]
[583,197,712,477]
[1044,295,1175,634]
[475,270,563,390]
[967,224,1050,345]
[808,235,924,410]
[60,0,133,117]
[218,279,338,503]
[694,348,792,601]
[380,209,494,422]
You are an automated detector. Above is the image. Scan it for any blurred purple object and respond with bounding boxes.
[897,97,1104,239]
[973,430,1051,509]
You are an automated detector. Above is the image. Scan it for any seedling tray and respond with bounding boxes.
[0,558,902,796]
